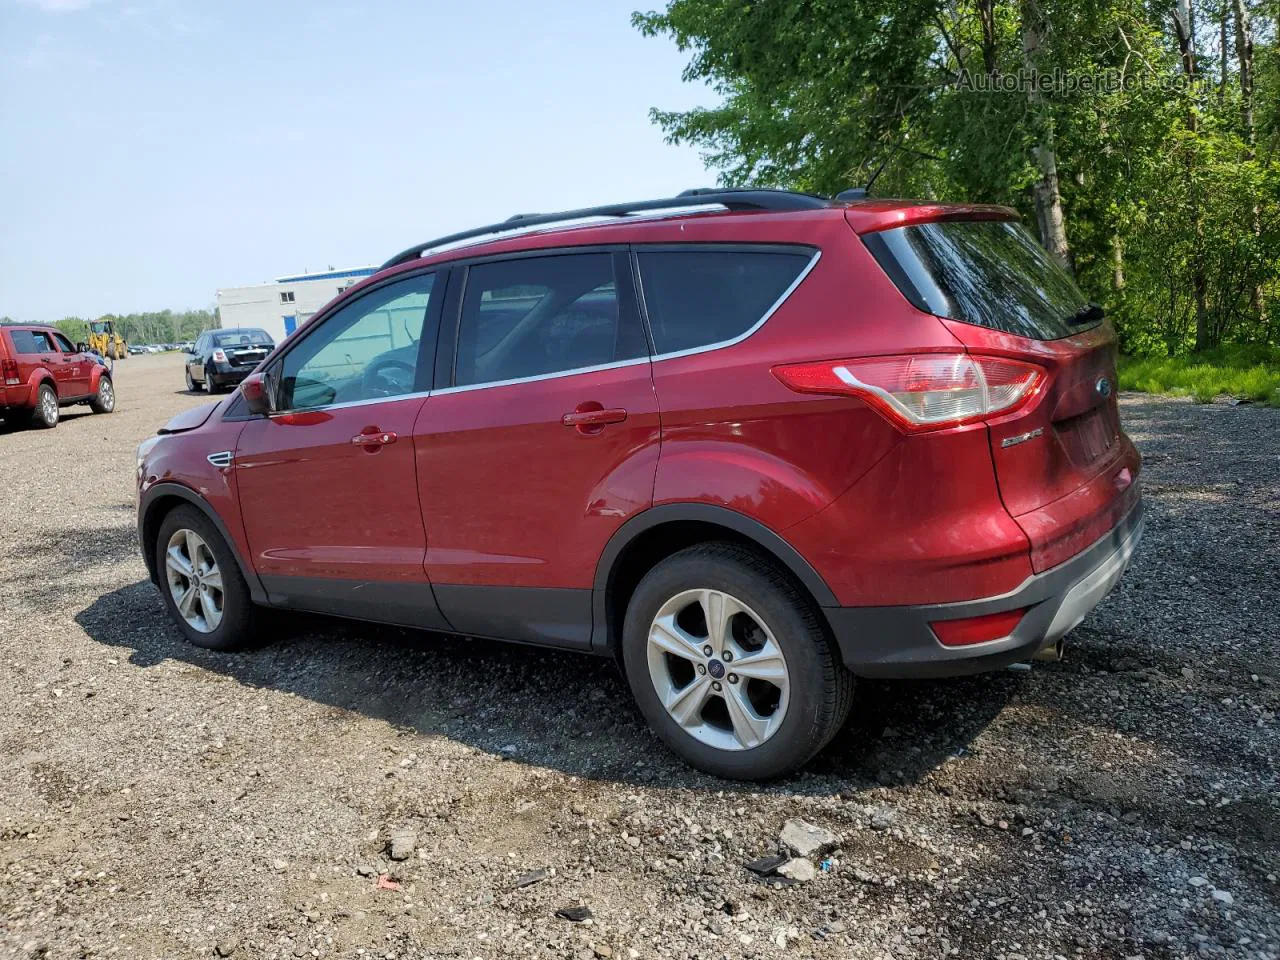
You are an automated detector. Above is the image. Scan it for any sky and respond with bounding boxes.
[0,0,713,322]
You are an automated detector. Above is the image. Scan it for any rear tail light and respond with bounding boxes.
[931,608,1027,647]
[212,349,228,363]
[2,358,19,385]
[772,353,1045,432]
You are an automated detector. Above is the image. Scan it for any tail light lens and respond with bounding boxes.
[772,353,1045,432]
[2,358,19,385]
[212,349,228,363]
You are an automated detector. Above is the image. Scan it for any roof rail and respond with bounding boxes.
[379,189,831,271]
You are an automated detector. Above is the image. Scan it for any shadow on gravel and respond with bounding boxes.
[75,580,1014,796]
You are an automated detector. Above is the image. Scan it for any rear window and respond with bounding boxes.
[214,330,272,347]
[637,248,814,354]
[865,220,1095,340]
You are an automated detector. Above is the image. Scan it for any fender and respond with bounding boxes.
[138,481,268,605]
[88,363,109,394]
[589,502,839,653]
[24,367,56,406]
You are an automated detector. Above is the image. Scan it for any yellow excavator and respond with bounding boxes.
[87,319,127,360]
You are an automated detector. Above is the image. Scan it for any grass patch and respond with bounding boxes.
[1118,346,1280,405]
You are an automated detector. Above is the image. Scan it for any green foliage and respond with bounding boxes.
[1119,346,1280,404]
[636,0,1280,357]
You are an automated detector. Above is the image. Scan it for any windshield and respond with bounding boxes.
[213,329,272,347]
[865,219,1096,340]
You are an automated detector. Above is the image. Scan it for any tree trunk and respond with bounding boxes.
[1232,0,1255,151]
[977,0,998,78]
[1172,0,1211,350]
[1021,0,1073,271]
[1112,234,1125,290]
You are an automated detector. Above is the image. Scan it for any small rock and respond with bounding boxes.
[1189,876,1209,887]
[556,905,593,922]
[388,827,415,862]
[1211,889,1234,906]
[779,818,839,857]
[214,942,237,958]
[828,919,847,934]
[593,946,612,959]
[777,858,816,882]
[744,853,788,875]
[513,867,549,889]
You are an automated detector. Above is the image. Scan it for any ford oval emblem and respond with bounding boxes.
[1095,377,1113,398]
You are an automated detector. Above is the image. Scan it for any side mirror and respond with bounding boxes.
[241,372,274,416]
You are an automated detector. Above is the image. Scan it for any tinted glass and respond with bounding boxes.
[867,220,1095,340]
[52,333,76,353]
[454,253,642,387]
[278,274,434,410]
[9,330,54,354]
[214,329,273,347]
[637,248,813,354]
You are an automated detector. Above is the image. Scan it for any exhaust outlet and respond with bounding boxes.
[1032,638,1065,663]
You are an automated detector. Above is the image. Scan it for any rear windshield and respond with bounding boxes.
[214,330,272,347]
[865,220,1096,340]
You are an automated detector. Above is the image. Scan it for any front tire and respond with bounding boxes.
[622,543,853,780]
[89,376,115,414]
[32,384,59,428]
[156,505,258,651]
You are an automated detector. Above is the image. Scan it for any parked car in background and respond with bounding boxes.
[137,189,1143,779]
[1,323,115,428]
[184,329,274,393]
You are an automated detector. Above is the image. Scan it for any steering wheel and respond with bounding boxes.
[361,357,416,398]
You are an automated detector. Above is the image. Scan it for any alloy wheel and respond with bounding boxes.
[164,529,224,633]
[41,389,58,425]
[98,379,115,411]
[646,588,790,751]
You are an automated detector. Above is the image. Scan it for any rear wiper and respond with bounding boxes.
[1067,302,1105,326]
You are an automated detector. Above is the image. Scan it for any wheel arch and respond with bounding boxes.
[591,504,837,658]
[139,483,267,604]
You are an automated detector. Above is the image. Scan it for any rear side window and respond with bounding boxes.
[8,330,54,354]
[637,248,814,354]
[454,253,645,387]
[865,220,1094,340]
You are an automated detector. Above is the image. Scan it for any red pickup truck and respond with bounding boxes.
[0,324,116,428]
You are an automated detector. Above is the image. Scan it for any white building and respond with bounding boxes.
[215,266,377,343]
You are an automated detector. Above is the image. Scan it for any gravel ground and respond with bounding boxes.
[0,354,1276,960]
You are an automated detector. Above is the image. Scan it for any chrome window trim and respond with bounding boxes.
[254,245,821,407]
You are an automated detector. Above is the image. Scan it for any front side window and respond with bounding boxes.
[52,333,77,353]
[637,248,814,354]
[454,253,644,387]
[277,273,435,410]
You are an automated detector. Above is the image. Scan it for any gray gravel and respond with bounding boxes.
[1,355,1276,959]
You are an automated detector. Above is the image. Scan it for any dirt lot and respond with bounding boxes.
[0,353,1276,960]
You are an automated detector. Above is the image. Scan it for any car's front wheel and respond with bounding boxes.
[89,376,115,414]
[156,505,257,651]
[622,543,854,780]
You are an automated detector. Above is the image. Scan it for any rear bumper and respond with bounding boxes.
[826,497,1145,678]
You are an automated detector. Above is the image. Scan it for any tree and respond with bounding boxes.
[635,0,1279,356]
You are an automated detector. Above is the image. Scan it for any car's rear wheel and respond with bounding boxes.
[185,367,200,392]
[89,376,115,414]
[205,364,223,393]
[622,543,853,780]
[156,505,257,651]
[32,384,59,428]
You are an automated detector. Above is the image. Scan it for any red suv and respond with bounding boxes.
[136,190,1143,779]
[1,324,116,428]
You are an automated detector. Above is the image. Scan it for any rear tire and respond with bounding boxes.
[205,365,223,393]
[89,375,115,414]
[31,384,59,428]
[621,543,853,780]
[185,367,201,392]
[155,505,258,651]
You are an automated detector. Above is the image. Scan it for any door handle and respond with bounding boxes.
[561,407,627,428]
[351,430,397,447]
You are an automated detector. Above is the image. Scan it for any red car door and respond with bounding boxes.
[417,250,659,650]
[50,331,92,396]
[233,270,450,629]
